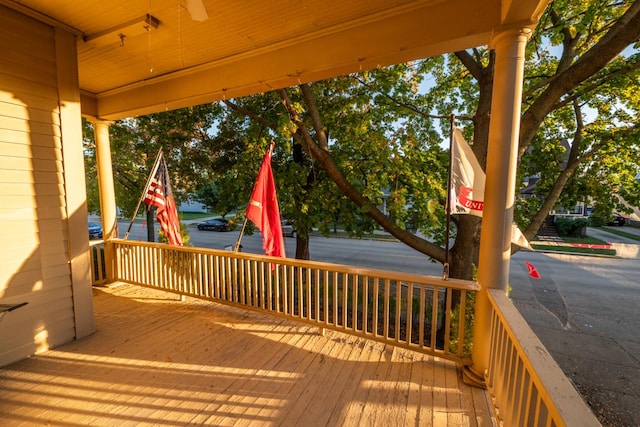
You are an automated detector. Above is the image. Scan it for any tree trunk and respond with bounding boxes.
[295,235,310,260]
[449,215,481,280]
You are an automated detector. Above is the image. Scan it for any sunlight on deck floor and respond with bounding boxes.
[0,283,495,426]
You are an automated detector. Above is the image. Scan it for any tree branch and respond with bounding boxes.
[520,0,640,156]
[223,100,278,131]
[277,86,447,262]
[454,50,484,81]
[351,75,473,121]
[523,99,585,242]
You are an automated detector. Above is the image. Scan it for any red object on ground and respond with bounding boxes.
[525,261,541,279]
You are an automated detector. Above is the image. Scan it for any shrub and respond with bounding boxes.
[588,212,609,227]
[555,216,588,237]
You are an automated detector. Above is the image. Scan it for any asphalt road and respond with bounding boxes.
[117,220,640,426]
[509,251,640,427]
[117,221,445,275]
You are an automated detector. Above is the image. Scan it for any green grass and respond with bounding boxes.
[178,212,216,220]
[559,236,609,245]
[531,244,616,256]
[122,211,215,223]
[531,235,616,256]
[598,226,640,242]
[310,229,397,241]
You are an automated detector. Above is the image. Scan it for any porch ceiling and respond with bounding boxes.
[4,0,548,120]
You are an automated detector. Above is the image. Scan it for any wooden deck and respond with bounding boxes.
[0,283,495,426]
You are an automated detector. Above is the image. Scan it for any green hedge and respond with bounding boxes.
[555,216,588,237]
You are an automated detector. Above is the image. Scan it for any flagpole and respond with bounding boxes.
[233,141,270,253]
[124,149,163,240]
[233,217,249,252]
[443,114,455,280]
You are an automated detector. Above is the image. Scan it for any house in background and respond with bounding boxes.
[179,199,209,214]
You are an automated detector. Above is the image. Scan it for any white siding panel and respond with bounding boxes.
[0,195,66,209]
[0,101,61,127]
[0,112,62,137]
[0,156,63,172]
[0,182,65,196]
[0,6,76,367]
[0,170,62,185]
[1,286,75,355]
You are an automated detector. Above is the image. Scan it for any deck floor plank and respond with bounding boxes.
[333,339,386,426]
[200,324,310,426]
[363,345,398,425]
[270,332,346,424]
[323,339,375,426]
[291,335,364,426]
[0,283,494,426]
[246,330,332,426]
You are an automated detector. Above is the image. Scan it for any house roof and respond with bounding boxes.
[4,0,549,120]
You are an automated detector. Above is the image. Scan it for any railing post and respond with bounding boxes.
[464,27,531,387]
[103,240,115,283]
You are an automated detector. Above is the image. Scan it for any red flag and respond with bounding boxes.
[246,144,286,258]
[525,261,541,279]
[143,156,183,246]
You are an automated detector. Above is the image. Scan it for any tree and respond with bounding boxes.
[84,105,221,240]
[221,0,640,280]
[217,68,448,262]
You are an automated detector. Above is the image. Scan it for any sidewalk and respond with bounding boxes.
[587,226,640,259]
[531,226,640,260]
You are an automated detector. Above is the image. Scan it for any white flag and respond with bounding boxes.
[451,128,485,217]
[450,127,532,250]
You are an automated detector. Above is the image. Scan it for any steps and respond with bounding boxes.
[536,217,563,242]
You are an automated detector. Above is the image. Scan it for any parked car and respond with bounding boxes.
[197,218,229,231]
[607,213,626,226]
[88,221,103,239]
[281,219,296,237]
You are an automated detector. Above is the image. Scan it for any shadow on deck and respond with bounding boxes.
[0,283,495,426]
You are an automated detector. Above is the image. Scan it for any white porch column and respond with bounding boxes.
[465,27,531,386]
[92,120,118,240]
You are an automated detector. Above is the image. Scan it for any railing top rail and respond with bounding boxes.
[487,288,600,427]
[110,239,480,292]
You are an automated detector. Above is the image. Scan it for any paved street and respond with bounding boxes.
[114,219,640,426]
[509,251,640,427]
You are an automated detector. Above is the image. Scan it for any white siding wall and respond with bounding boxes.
[0,6,80,366]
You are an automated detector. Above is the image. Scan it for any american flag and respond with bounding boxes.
[143,155,183,246]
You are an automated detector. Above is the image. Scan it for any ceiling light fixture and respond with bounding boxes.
[84,14,160,47]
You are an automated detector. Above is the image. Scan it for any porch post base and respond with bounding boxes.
[462,365,486,389]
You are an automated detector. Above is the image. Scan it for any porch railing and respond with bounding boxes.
[485,288,600,427]
[89,241,108,286]
[108,239,479,364]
